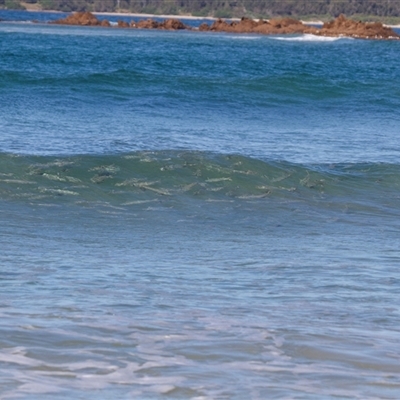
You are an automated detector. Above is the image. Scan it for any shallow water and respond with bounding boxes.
[1,11,400,399]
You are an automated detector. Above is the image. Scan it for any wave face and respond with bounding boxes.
[1,12,400,399]
[1,152,400,221]
[0,151,398,200]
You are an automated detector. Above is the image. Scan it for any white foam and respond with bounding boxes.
[274,34,350,42]
[39,188,79,196]
[2,309,398,399]
[0,179,35,184]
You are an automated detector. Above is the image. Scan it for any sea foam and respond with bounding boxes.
[274,34,350,42]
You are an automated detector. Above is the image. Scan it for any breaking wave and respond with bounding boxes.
[274,34,352,42]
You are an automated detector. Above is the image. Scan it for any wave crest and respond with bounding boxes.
[1,151,399,215]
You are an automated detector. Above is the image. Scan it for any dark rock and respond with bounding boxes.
[161,19,189,30]
[117,20,129,28]
[100,19,110,27]
[136,18,161,29]
[51,12,399,40]
[199,23,210,31]
[52,11,101,26]
[309,14,400,39]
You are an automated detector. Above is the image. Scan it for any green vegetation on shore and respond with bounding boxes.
[2,0,400,23]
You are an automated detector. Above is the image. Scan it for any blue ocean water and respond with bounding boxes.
[1,11,400,399]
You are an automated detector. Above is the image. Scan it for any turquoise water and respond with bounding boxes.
[1,11,400,399]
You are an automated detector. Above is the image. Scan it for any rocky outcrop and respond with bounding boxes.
[117,20,130,28]
[310,14,400,39]
[52,11,101,26]
[100,19,111,27]
[207,17,308,35]
[202,15,399,39]
[52,12,399,40]
[136,18,189,30]
[162,18,188,30]
[199,22,211,31]
[53,13,189,30]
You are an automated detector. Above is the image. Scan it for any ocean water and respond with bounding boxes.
[1,11,400,399]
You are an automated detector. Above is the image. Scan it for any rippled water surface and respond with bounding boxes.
[1,11,400,399]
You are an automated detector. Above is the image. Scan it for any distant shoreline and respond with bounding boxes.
[17,8,226,21]
[6,9,325,26]
[8,9,400,28]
